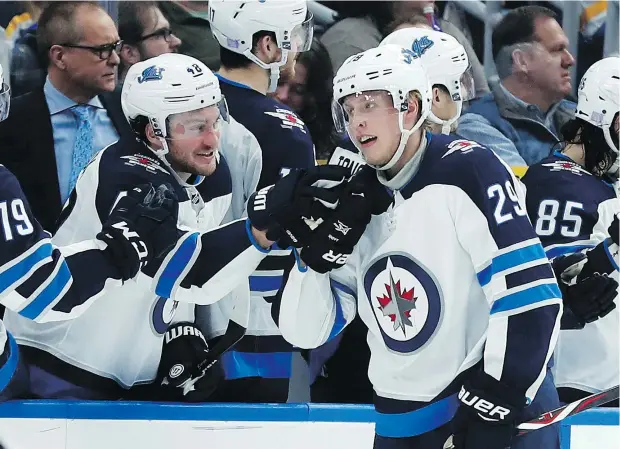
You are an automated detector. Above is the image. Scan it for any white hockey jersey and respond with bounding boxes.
[523,152,620,393]
[4,137,268,389]
[279,133,562,403]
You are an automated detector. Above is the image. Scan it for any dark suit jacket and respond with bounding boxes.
[0,88,133,232]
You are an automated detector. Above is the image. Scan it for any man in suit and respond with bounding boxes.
[0,1,132,232]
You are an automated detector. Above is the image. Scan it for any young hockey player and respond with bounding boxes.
[2,53,339,400]
[277,45,563,449]
[0,63,182,400]
[198,0,317,402]
[522,56,620,406]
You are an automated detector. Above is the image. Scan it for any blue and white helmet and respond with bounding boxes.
[332,44,432,171]
[380,28,474,134]
[121,53,229,185]
[0,64,10,122]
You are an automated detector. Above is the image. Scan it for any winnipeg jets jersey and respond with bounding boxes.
[218,116,263,222]
[196,76,316,381]
[0,165,135,324]
[279,133,562,403]
[522,152,620,392]
[3,138,267,389]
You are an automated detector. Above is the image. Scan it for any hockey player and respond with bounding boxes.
[380,27,475,135]
[277,45,563,449]
[197,0,317,402]
[522,56,620,406]
[0,65,182,400]
[2,53,338,400]
[328,28,474,177]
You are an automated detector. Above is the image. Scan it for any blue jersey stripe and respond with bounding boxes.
[249,275,283,293]
[545,243,595,260]
[491,283,561,314]
[221,351,292,379]
[19,259,72,320]
[0,242,53,295]
[155,232,200,298]
[478,243,547,287]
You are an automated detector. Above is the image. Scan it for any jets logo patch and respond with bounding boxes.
[363,252,442,353]
[442,139,484,158]
[121,155,168,175]
[541,160,590,176]
[264,109,306,133]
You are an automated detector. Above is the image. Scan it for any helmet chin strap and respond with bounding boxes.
[244,49,287,93]
[362,111,425,172]
[427,101,463,135]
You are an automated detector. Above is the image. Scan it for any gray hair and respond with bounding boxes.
[495,41,538,79]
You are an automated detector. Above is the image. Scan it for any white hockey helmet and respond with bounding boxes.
[575,56,620,174]
[121,53,228,184]
[0,64,10,122]
[332,44,432,171]
[208,0,314,92]
[380,28,473,134]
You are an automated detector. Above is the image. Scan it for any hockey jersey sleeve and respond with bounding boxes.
[278,250,358,349]
[522,160,619,275]
[451,150,562,402]
[152,218,269,305]
[0,167,127,323]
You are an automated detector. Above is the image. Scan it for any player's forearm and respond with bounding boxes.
[5,239,125,323]
[278,266,342,349]
[484,301,561,400]
[170,219,268,304]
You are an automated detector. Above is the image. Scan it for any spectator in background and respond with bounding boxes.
[118,1,182,84]
[320,1,488,97]
[271,38,338,160]
[458,6,576,168]
[0,1,131,232]
[10,1,48,97]
[158,1,220,70]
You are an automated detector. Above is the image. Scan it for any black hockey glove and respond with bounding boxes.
[300,167,391,273]
[450,371,527,449]
[553,252,618,329]
[97,183,179,281]
[155,322,224,402]
[247,165,350,248]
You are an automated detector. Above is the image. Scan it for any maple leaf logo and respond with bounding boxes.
[377,270,417,336]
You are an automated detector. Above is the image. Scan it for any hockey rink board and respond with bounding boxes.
[0,401,616,449]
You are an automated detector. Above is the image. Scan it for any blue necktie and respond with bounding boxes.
[69,104,94,193]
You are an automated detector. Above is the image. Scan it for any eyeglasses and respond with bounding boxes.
[60,40,123,60]
[138,28,175,43]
